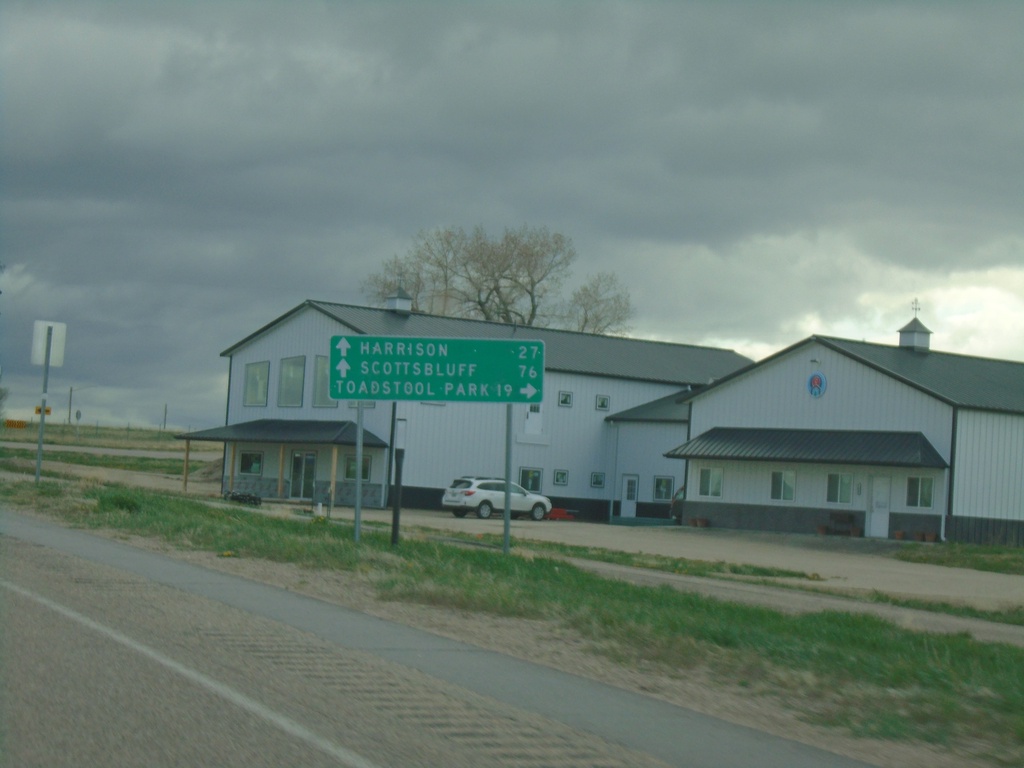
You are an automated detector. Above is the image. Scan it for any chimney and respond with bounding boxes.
[898,317,931,352]
[385,286,413,317]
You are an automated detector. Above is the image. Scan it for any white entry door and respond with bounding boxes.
[620,475,639,518]
[868,476,891,538]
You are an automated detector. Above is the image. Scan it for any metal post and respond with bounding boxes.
[34,326,53,484]
[354,402,364,542]
[391,448,404,547]
[503,403,512,555]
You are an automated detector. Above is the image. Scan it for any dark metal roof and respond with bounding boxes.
[818,336,1024,414]
[665,427,948,468]
[222,301,753,387]
[177,419,388,447]
[605,390,692,423]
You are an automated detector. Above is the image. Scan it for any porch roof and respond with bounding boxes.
[177,419,389,448]
[665,427,947,468]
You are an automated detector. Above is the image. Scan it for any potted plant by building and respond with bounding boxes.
[894,530,905,540]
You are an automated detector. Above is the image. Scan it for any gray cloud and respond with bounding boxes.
[2,1,1022,429]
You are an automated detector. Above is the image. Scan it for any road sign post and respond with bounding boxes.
[330,336,545,552]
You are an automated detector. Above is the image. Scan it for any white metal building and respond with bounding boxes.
[667,319,1024,545]
[180,296,751,521]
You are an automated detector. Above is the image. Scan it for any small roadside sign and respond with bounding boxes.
[330,336,544,403]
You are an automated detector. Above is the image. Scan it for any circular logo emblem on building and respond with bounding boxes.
[807,371,827,398]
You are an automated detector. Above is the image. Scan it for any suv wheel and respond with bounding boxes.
[530,504,546,521]
[476,501,493,519]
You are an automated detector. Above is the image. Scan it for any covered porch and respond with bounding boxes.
[177,419,390,508]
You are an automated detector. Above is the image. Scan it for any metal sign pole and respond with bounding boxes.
[391,447,404,547]
[34,326,53,484]
[503,403,512,555]
[354,402,364,542]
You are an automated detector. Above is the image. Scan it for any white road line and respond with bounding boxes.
[2,579,385,768]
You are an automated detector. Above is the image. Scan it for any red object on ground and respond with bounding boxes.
[548,508,576,521]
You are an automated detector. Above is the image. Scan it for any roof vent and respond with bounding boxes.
[386,286,413,316]
[898,317,931,352]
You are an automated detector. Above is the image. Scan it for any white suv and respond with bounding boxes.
[442,477,552,521]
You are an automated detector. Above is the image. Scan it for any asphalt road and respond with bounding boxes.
[0,510,873,768]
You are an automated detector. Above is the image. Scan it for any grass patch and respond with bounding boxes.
[3,478,1023,763]
[443,532,820,580]
[0,445,205,476]
[862,592,1024,628]
[895,542,1024,576]
[0,423,203,452]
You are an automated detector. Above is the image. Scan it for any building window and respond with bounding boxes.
[348,401,376,409]
[827,473,852,504]
[654,477,674,502]
[558,391,573,407]
[239,452,263,476]
[590,472,606,489]
[907,476,934,508]
[519,467,542,492]
[243,361,270,406]
[344,455,371,482]
[698,467,723,497]
[770,470,795,501]
[595,395,610,411]
[278,356,306,407]
[553,469,568,486]
[313,355,338,408]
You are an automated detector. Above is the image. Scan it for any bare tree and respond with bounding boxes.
[563,271,633,335]
[363,226,632,333]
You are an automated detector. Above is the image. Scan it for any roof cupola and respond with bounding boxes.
[385,286,413,316]
[898,317,932,352]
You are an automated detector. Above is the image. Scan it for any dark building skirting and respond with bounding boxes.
[396,487,615,523]
[679,501,867,537]
[947,516,1024,547]
[888,512,942,540]
[398,485,444,511]
[606,501,672,520]
[223,476,383,509]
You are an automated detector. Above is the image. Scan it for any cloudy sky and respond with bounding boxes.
[2,1,1022,431]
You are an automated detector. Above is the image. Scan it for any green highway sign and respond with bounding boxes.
[330,336,545,403]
